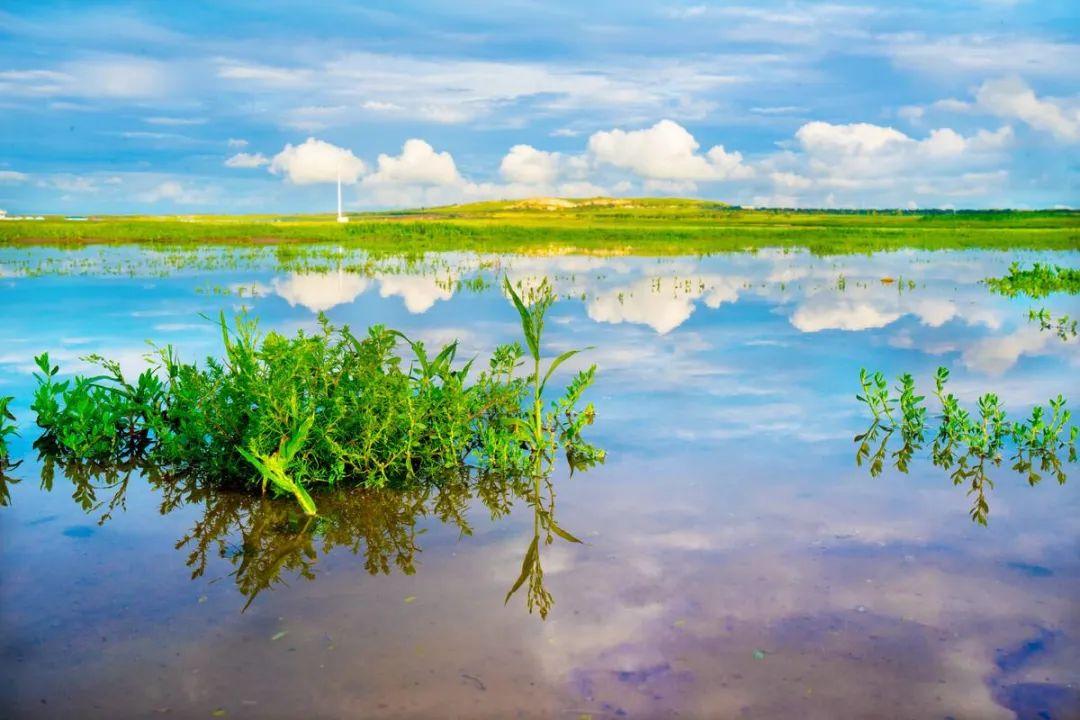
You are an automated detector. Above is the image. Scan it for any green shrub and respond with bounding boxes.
[30,279,603,515]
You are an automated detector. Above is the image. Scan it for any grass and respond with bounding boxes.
[855,367,1077,525]
[27,279,603,515]
[1,198,1077,255]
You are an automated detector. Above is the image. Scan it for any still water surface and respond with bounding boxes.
[1,246,1078,718]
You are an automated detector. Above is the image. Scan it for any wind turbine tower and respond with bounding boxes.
[336,168,349,223]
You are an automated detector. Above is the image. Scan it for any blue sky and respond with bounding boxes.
[0,0,1077,213]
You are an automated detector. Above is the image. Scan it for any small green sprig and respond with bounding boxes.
[855,366,1077,525]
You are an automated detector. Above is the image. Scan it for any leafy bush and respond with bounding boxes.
[30,278,603,514]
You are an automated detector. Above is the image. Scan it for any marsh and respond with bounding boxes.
[1,244,1077,718]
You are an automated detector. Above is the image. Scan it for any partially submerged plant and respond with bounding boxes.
[30,295,602,520]
[1028,307,1078,341]
[855,366,1077,524]
[985,262,1080,299]
[0,396,20,505]
[0,396,15,463]
[502,277,604,618]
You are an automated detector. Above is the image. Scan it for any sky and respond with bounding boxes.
[0,0,1077,214]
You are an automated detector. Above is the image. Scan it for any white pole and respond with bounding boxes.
[337,167,343,219]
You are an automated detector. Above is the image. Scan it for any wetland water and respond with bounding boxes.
[1,246,1078,718]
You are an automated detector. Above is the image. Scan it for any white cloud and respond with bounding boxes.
[217,60,311,87]
[974,77,1079,142]
[0,171,29,184]
[48,175,100,193]
[273,272,369,312]
[557,180,608,197]
[588,119,753,183]
[378,275,454,313]
[500,145,560,185]
[225,152,269,169]
[361,100,404,113]
[144,116,205,126]
[756,120,1014,205]
[67,56,173,98]
[886,36,1080,79]
[363,139,461,187]
[227,138,248,148]
[269,137,367,185]
[135,181,212,204]
[791,299,902,332]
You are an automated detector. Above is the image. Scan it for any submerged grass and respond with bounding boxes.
[855,367,1077,524]
[28,279,603,515]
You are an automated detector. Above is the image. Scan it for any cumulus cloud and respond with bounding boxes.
[588,119,753,183]
[269,138,366,185]
[363,139,462,187]
[500,145,561,185]
[378,275,455,313]
[273,272,369,312]
[974,77,1079,142]
[224,152,269,168]
[754,120,1013,206]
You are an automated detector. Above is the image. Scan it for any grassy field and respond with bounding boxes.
[1,198,1077,255]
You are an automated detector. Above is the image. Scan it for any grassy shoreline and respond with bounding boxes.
[1,199,1077,255]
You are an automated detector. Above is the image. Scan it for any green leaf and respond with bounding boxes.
[548,520,583,544]
[504,277,539,360]
[539,348,583,396]
[281,414,315,462]
[504,534,539,605]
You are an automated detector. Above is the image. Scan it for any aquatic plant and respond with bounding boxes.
[0,396,15,463]
[0,396,20,505]
[855,367,1077,525]
[985,262,1080,298]
[30,291,601,517]
[1028,308,1078,340]
[25,279,602,617]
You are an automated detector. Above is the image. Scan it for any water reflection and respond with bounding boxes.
[34,452,579,617]
[1,247,1079,718]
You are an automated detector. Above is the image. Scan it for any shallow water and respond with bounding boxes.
[1,246,1078,719]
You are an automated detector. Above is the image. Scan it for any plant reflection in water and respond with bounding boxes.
[33,450,583,618]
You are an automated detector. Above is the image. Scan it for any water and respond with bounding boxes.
[1,246,1078,718]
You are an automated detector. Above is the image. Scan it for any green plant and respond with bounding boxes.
[0,396,15,462]
[29,302,603,522]
[502,277,604,617]
[986,262,1080,298]
[1028,307,1078,340]
[0,396,20,505]
[855,366,1076,525]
